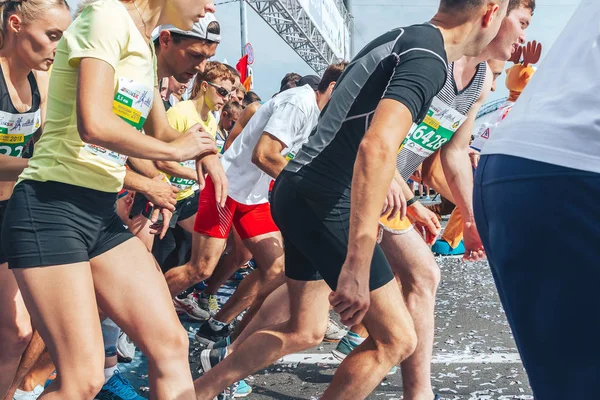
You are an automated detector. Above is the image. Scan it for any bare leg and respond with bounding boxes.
[0,263,33,398]
[213,232,285,324]
[229,283,292,349]
[91,238,195,400]
[380,229,440,400]
[321,279,417,400]
[205,229,252,296]
[3,330,47,400]
[12,263,106,400]
[18,350,55,393]
[164,232,226,297]
[193,279,331,400]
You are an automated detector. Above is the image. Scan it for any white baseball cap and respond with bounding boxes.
[153,13,220,43]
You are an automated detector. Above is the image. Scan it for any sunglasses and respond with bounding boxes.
[204,81,232,98]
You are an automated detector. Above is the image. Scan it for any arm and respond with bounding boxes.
[224,102,260,151]
[127,157,161,178]
[77,59,216,162]
[155,161,197,181]
[33,70,50,143]
[123,169,177,211]
[439,66,492,260]
[251,133,287,179]
[0,155,28,181]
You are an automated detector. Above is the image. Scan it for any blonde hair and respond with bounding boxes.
[191,61,236,99]
[0,0,70,49]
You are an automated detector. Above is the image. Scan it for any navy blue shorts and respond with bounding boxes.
[474,154,600,399]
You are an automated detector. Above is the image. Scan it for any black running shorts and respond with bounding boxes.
[170,190,199,228]
[0,200,7,264]
[129,190,198,229]
[1,180,134,269]
[271,171,394,292]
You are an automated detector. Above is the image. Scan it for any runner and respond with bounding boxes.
[242,91,260,108]
[0,0,217,399]
[160,76,189,110]
[0,0,70,398]
[474,1,599,396]
[158,61,236,319]
[122,14,222,254]
[192,67,345,350]
[216,101,242,154]
[191,1,508,398]
[333,4,533,399]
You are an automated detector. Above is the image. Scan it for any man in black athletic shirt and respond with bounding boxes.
[193,1,508,399]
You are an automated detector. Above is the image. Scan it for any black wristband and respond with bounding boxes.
[406,196,419,207]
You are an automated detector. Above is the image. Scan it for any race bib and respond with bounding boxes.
[0,109,41,158]
[400,97,466,158]
[470,101,514,152]
[168,159,199,191]
[84,77,153,166]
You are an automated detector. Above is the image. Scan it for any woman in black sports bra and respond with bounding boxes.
[0,0,71,396]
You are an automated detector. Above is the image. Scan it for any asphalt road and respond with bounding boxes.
[121,256,533,399]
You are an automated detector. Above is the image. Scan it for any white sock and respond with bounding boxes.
[346,330,366,346]
[104,365,118,383]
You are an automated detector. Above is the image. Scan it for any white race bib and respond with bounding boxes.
[84,77,153,166]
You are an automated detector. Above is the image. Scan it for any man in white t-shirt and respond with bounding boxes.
[162,65,346,348]
[473,1,600,397]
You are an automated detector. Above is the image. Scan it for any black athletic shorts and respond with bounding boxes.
[130,192,153,219]
[1,180,133,269]
[0,199,8,264]
[271,171,394,292]
[129,190,198,228]
[170,190,199,228]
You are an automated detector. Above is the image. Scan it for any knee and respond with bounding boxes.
[258,263,285,282]
[295,322,326,349]
[378,327,418,365]
[145,325,189,361]
[408,261,441,297]
[0,320,33,357]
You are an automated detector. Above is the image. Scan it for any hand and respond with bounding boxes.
[411,167,422,182]
[197,154,228,207]
[407,202,441,245]
[171,124,218,162]
[149,208,172,239]
[468,149,480,169]
[329,265,370,326]
[144,174,178,211]
[462,220,486,262]
[381,178,407,221]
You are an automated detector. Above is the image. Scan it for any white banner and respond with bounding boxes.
[297,0,349,60]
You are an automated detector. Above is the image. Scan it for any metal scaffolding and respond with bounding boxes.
[245,0,351,74]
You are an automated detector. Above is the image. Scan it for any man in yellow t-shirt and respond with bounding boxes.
[155,61,236,320]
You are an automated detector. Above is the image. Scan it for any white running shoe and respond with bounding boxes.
[116,331,136,363]
[174,295,210,321]
[199,294,220,317]
[13,385,43,400]
[323,318,347,342]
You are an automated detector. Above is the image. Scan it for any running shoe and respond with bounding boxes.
[209,336,231,349]
[323,318,347,342]
[431,239,465,256]
[332,335,356,361]
[199,347,227,374]
[233,380,251,398]
[195,320,230,347]
[199,293,220,317]
[13,385,43,400]
[174,294,210,321]
[116,332,136,363]
[95,370,145,400]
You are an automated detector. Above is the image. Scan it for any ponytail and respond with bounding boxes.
[0,0,69,49]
